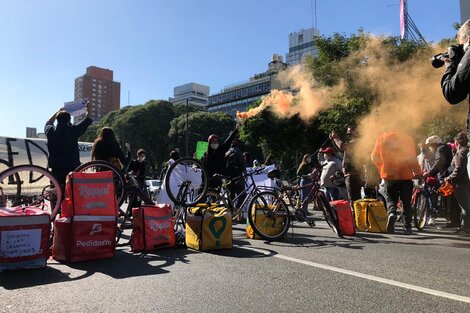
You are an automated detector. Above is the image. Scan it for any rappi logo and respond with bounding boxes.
[149,220,171,232]
[89,223,102,235]
[78,185,110,199]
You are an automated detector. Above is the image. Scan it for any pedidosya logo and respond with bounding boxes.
[76,239,112,247]
[89,223,102,235]
[79,185,110,198]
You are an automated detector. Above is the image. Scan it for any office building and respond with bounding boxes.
[207,54,287,117]
[286,27,320,66]
[26,127,37,138]
[462,0,470,23]
[74,66,121,122]
[169,82,210,107]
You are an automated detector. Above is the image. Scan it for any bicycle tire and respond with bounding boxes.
[74,160,126,207]
[164,157,208,206]
[0,160,20,207]
[316,191,341,237]
[247,191,290,241]
[0,165,62,219]
[413,191,428,231]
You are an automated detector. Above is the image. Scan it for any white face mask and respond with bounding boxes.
[138,156,146,162]
[324,154,333,161]
[210,143,219,150]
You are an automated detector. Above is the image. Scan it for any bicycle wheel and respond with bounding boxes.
[413,191,428,231]
[247,191,290,241]
[74,160,126,207]
[0,165,62,219]
[316,191,341,237]
[164,157,208,206]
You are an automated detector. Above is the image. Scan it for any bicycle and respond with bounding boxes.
[204,167,281,222]
[0,164,62,220]
[246,167,341,241]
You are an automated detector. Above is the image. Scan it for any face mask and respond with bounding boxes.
[306,158,311,163]
[210,143,219,150]
[138,156,146,162]
[324,154,333,161]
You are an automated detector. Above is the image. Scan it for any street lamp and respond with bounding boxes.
[185,99,189,157]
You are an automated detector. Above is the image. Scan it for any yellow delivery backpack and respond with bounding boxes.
[186,204,232,251]
[246,204,285,239]
[353,199,388,233]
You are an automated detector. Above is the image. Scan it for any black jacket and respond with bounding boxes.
[428,144,453,182]
[441,47,470,139]
[447,146,470,187]
[92,140,130,167]
[201,128,238,178]
[45,117,92,170]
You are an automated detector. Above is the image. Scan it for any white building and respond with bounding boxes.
[462,0,470,23]
[286,27,320,66]
[169,82,210,107]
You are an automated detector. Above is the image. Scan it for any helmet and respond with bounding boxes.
[425,135,442,145]
[208,134,219,143]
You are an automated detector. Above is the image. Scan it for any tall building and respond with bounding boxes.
[207,54,287,117]
[26,127,37,138]
[462,0,470,23]
[169,82,210,107]
[286,27,320,66]
[74,66,121,122]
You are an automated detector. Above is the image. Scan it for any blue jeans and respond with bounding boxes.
[300,177,312,212]
[325,187,340,201]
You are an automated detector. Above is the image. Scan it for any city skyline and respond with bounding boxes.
[0,0,461,138]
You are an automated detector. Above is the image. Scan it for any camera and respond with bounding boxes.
[431,44,464,68]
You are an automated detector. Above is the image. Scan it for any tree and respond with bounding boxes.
[168,111,236,158]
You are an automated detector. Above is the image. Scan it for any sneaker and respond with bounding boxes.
[387,214,396,234]
[427,217,436,226]
[403,226,413,235]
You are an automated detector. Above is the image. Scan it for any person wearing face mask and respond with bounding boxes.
[443,132,470,236]
[128,149,147,186]
[319,147,342,201]
[297,154,313,215]
[201,123,240,188]
[45,102,92,188]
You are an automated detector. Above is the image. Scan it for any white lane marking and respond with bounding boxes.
[240,246,470,304]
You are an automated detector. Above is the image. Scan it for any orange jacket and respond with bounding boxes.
[371,131,422,180]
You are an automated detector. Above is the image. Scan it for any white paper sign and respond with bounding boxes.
[1,229,41,258]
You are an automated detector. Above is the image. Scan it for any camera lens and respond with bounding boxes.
[431,56,445,68]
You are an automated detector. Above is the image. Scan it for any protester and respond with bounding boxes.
[127,149,147,187]
[243,152,253,168]
[297,154,313,215]
[330,125,363,203]
[371,131,422,234]
[443,132,470,236]
[45,103,92,188]
[423,135,459,227]
[225,139,247,203]
[201,123,240,187]
[319,147,342,201]
[91,127,130,170]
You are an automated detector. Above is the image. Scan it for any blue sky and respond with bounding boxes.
[0,0,461,138]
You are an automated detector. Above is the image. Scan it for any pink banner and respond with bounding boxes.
[400,0,406,39]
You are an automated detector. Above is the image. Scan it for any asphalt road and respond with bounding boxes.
[1,214,470,313]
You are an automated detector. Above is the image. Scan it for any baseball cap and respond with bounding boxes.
[320,147,335,155]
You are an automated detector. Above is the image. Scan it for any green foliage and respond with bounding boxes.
[168,111,236,157]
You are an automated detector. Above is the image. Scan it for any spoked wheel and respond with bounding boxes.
[164,157,208,206]
[413,191,428,231]
[74,161,126,207]
[247,191,290,241]
[0,165,62,220]
[316,191,341,237]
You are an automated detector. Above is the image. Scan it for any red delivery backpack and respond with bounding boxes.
[130,204,175,252]
[52,215,116,263]
[330,200,356,236]
[61,171,118,217]
[0,206,50,271]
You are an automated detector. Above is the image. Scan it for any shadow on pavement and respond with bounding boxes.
[0,248,198,290]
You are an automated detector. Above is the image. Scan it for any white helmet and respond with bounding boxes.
[425,135,442,145]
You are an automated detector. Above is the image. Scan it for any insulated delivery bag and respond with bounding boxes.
[353,198,388,233]
[330,200,355,236]
[186,204,232,251]
[246,204,285,239]
[52,171,118,263]
[0,206,50,271]
[130,204,175,252]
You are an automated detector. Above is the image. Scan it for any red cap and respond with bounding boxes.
[320,147,335,155]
